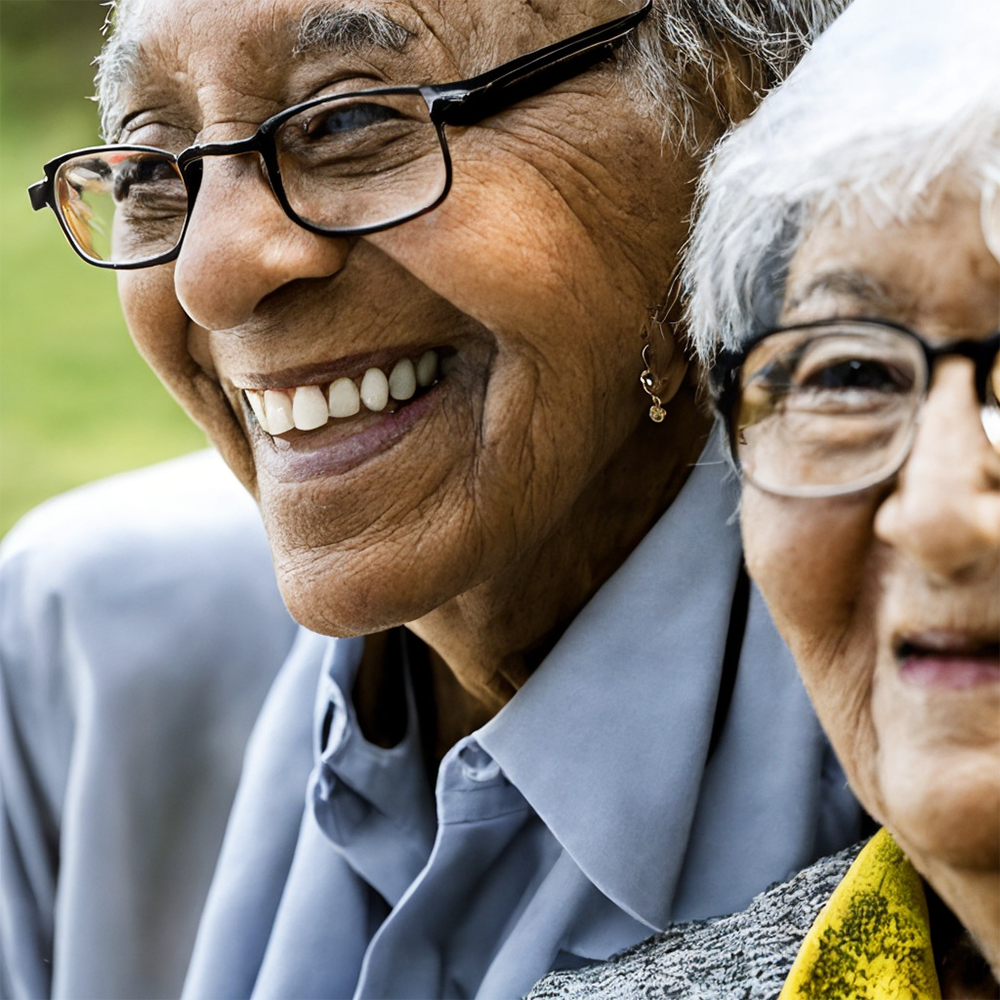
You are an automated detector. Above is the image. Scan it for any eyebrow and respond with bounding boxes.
[786,270,905,314]
[294,5,413,57]
[99,3,414,140]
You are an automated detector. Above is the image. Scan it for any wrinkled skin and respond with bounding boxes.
[111,0,731,726]
[741,188,1000,985]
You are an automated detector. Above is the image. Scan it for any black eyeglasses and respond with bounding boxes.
[711,318,1000,498]
[28,0,652,269]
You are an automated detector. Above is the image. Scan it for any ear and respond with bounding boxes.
[641,311,690,407]
[683,39,761,151]
[713,41,763,126]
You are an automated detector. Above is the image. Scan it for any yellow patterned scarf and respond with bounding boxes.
[778,827,941,1000]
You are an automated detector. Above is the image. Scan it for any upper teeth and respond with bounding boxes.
[328,377,361,418]
[359,367,390,412]
[244,349,440,435]
[388,358,416,401]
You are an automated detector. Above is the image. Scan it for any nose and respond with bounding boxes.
[874,360,1000,581]
[172,155,355,331]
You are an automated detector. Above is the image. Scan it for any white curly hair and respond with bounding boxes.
[683,0,1000,373]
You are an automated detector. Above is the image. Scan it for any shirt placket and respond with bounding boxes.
[353,738,535,999]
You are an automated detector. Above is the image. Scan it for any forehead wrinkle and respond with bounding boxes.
[102,1,403,139]
[405,0,577,82]
[294,2,413,57]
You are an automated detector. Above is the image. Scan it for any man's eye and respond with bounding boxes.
[304,102,403,139]
[113,157,182,204]
[64,160,112,192]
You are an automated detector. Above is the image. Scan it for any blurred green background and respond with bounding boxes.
[0,0,206,535]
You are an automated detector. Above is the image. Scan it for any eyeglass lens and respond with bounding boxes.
[55,151,186,264]
[276,91,446,232]
[52,92,448,266]
[733,322,1000,497]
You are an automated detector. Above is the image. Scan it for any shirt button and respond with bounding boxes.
[458,740,503,783]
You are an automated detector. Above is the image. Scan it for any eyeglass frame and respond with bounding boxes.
[710,317,1000,498]
[28,0,653,270]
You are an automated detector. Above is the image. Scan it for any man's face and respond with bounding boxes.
[111,0,706,635]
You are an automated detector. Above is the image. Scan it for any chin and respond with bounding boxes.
[269,533,479,638]
[879,751,1000,872]
[276,573,415,638]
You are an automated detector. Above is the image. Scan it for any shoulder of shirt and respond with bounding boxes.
[524,839,868,1000]
[0,450,268,580]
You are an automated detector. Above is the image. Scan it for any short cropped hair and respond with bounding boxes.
[683,0,1000,372]
[94,0,849,145]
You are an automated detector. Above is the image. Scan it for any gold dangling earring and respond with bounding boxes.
[639,343,666,423]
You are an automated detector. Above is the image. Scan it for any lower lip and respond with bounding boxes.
[250,381,445,482]
[899,654,1000,689]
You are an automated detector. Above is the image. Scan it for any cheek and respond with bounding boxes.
[741,491,874,645]
[118,267,190,385]
[374,178,622,340]
[370,135,687,362]
[742,490,886,809]
[118,268,257,488]
[370,174,646,477]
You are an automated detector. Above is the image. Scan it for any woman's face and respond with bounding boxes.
[111,0,702,635]
[742,188,1000,871]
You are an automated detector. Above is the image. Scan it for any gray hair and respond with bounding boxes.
[626,0,849,144]
[683,0,1000,374]
[94,0,849,144]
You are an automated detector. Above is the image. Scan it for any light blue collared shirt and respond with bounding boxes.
[183,441,860,1000]
[0,452,299,1000]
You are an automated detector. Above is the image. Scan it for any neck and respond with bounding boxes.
[932,869,1000,997]
[407,385,712,738]
[899,835,1000,997]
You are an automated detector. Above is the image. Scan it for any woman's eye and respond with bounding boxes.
[798,358,908,393]
[304,101,402,139]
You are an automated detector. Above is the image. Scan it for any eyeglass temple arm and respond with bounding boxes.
[425,0,653,127]
[29,180,49,212]
[24,2,652,207]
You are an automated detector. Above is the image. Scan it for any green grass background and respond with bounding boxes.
[0,0,207,535]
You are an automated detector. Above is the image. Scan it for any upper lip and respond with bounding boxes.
[894,629,1000,660]
[227,343,446,391]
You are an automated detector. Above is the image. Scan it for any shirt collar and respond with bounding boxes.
[476,436,745,929]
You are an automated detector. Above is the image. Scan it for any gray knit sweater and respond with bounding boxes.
[525,841,865,1000]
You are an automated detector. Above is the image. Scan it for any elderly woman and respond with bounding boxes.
[3,1,865,997]
[530,0,1000,996]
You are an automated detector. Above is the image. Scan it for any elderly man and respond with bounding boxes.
[5,1,859,998]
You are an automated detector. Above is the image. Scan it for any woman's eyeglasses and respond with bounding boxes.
[713,319,1000,497]
[28,0,651,269]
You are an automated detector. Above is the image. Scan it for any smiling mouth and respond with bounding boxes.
[239,348,447,436]
[896,634,1000,689]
